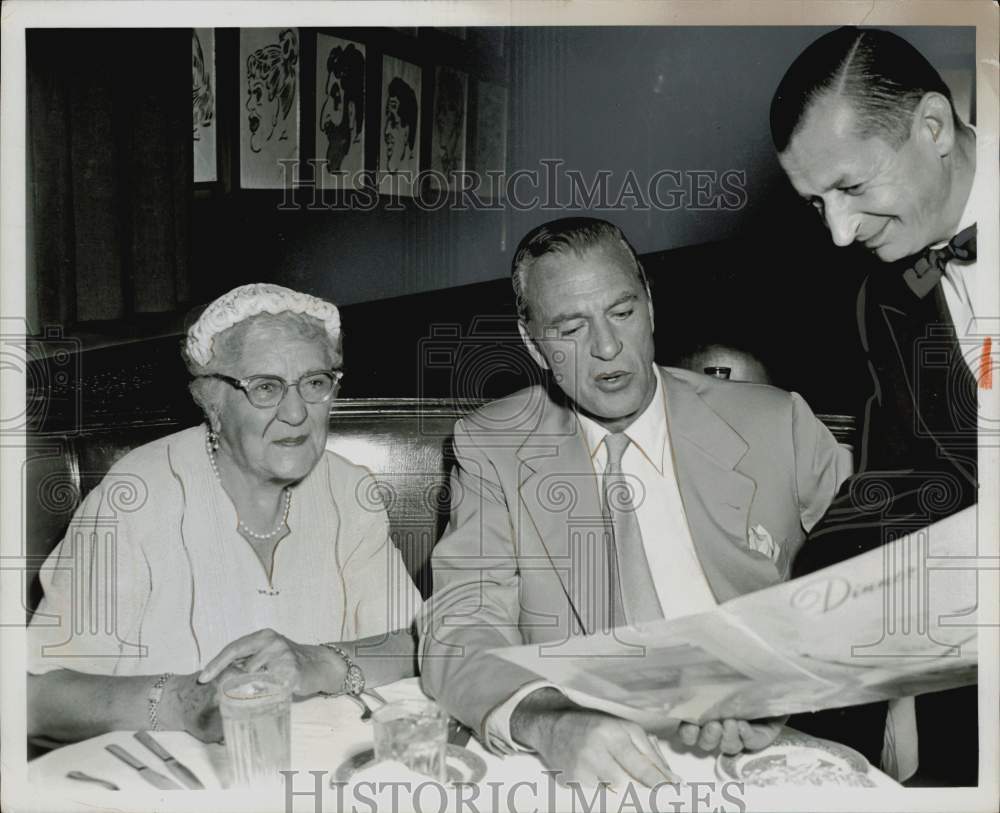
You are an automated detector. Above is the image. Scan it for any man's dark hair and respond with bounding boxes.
[511,217,649,323]
[388,76,418,150]
[770,26,957,153]
[328,43,365,135]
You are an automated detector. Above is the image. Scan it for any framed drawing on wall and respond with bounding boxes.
[192,28,217,183]
[315,33,366,189]
[474,80,507,200]
[378,55,421,197]
[239,28,300,189]
[429,66,467,191]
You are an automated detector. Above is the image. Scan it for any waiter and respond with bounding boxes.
[770,26,992,786]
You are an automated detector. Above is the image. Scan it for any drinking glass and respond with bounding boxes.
[218,672,292,788]
[372,699,448,782]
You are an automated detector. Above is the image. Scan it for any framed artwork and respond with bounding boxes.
[378,55,421,197]
[429,66,467,191]
[192,28,217,183]
[474,80,508,199]
[315,34,366,189]
[239,28,300,189]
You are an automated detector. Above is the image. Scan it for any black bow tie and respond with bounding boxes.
[902,223,977,298]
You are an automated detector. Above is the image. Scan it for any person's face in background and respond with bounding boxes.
[320,69,351,171]
[246,69,277,153]
[435,89,462,173]
[384,94,410,172]
[519,244,657,433]
[779,94,953,262]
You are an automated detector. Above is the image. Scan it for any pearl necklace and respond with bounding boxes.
[206,434,291,540]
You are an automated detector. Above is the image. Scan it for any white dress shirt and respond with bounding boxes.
[575,367,719,620]
[937,128,994,382]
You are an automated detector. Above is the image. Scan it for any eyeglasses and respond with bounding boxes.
[203,369,344,409]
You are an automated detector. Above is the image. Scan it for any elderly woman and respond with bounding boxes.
[28,284,420,744]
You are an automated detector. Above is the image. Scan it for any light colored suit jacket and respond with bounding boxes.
[419,366,849,735]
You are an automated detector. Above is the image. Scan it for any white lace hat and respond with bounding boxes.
[185,283,341,368]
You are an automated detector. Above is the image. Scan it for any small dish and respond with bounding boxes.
[332,745,487,785]
[716,732,875,787]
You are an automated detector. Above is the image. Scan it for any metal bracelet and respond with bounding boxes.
[147,673,173,731]
[319,642,365,697]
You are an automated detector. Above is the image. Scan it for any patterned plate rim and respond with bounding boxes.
[716,732,872,784]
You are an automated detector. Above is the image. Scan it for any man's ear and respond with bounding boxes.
[646,294,655,334]
[915,92,956,157]
[517,320,550,371]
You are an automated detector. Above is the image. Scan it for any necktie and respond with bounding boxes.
[902,223,976,299]
[602,433,662,626]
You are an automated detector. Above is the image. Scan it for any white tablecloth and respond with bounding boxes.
[28,677,901,810]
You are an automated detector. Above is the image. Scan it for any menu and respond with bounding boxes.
[491,507,982,726]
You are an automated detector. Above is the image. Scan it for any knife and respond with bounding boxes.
[134,730,205,789]
[66,770,120,791]
[105,744,181,790]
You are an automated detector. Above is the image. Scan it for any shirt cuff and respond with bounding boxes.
[482,680,561,755]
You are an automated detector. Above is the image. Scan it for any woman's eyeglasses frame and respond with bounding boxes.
[200,369,344,409]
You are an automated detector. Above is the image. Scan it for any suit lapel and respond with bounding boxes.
[872,273,977,483]
[660,368,776,602]
[516,397,610,636]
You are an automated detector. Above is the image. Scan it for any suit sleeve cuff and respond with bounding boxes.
[482,680,562,755]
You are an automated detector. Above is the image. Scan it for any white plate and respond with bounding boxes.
[717,732,875,787]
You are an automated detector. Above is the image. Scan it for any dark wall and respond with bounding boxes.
[507,26,974,258]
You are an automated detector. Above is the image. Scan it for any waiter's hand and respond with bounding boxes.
[678,715,787,754]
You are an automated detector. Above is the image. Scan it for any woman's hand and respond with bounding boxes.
[197,628,346,697]
[678,715,787,754]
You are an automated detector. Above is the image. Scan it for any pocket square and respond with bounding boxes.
[747,523,779,562]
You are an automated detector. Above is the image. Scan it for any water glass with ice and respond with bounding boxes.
[219,672,292,788]
[372,699,448,782]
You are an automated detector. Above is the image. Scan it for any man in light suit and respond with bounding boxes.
[419,218,851,786]
[771,27,988,785]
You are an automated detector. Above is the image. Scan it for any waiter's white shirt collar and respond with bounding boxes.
[936,125,979,245]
